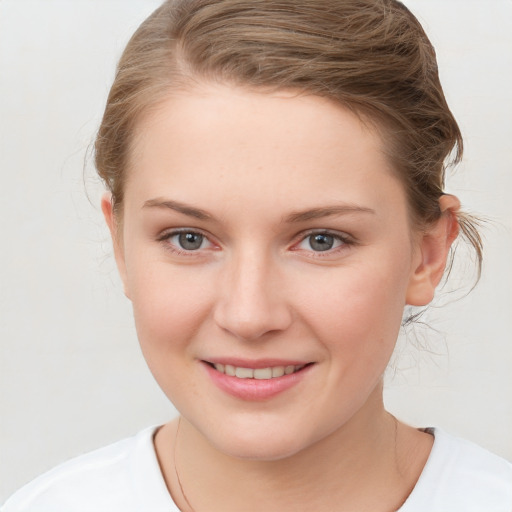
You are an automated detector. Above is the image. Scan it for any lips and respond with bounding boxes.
[202,359,314,400]
[211,363,307,380]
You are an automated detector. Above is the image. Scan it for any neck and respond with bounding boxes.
[155,386,432,512]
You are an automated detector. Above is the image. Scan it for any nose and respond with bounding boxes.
[213,246,293,341]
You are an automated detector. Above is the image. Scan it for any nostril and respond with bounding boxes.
[213,302,294,342]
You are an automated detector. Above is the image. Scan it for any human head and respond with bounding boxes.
[95,0,481,273]
[95,0,480,460]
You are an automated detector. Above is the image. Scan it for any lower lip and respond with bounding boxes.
[202,362,314,401]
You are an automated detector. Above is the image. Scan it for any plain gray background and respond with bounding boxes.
[1,0,511,503]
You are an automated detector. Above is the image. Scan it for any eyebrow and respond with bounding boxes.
[284,205,376,223]
[142,197,375,223]
[143,198,212,220]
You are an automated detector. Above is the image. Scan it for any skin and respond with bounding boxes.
[103,83,460,512]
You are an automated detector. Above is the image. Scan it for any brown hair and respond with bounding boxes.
[95,0,482,270]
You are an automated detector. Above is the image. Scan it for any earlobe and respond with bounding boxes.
[406,195,460,306]
[101,193,131,300]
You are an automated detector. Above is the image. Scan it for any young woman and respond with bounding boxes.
[3,1,511,511]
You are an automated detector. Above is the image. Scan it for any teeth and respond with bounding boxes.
[254,368,272,380]
[235,367,254,379]
[213,363,306,380]
[284,365,295,375]
[272,366,285,377]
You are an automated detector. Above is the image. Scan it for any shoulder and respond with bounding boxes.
[401,428,512,512]
[1,426,175,512]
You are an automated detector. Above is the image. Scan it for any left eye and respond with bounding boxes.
[297,233,345,252]
[169,231,210,251]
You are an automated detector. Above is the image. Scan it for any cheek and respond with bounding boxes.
[295,259,410,364]
[127,261,213,356]
[127,264,215,405]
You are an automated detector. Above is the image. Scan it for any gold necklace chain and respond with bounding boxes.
[172,415,405,512]
[173,416,197,512]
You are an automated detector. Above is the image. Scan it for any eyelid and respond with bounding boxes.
[155,227,355,258]
[157,227,218,254]
[290,229,355,254]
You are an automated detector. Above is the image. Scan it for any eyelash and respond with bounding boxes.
[156,228,216,257]
[156,228,354,258]
[292,230,354,257]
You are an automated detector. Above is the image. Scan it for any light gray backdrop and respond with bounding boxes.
[1,0,511,503]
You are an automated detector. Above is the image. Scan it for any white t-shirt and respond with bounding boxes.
[2,426,511,512]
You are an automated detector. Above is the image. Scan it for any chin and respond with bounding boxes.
[219,437,306,461]
[199,418,321,462]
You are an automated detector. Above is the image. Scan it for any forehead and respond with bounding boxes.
[126,84,407,221]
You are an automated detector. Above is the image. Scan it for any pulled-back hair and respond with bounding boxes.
[95,0,482,269]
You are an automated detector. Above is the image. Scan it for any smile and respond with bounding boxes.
[211,363,307,380]
[203,360,315,400]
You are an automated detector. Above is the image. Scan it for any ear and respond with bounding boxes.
[101,193,131,299]
[406,195,460,306]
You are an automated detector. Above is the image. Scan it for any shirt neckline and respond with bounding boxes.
[136,425,441,512]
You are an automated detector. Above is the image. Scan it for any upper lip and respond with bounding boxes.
[203,358,313,369]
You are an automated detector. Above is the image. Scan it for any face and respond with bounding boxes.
[106,84,436,460]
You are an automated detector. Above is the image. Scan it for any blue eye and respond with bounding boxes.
[166,231,210,251]
[178,232,204,250]
[297,232,345,252]
[309,234,336,251]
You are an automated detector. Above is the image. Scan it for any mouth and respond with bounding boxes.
[202,360,315,400]
[204,361,313,380]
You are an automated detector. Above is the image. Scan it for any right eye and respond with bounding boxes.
[302,233,341,252]
[172,232,206,251]
[159,229,215,254]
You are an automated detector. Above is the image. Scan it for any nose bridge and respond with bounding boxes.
[214,242,291,340]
